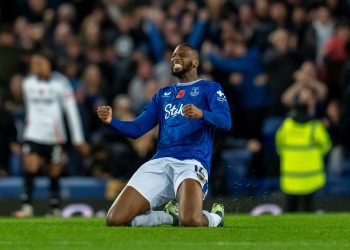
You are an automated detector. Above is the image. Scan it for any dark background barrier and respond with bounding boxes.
[1,177,350,216]
[3,196,350,217]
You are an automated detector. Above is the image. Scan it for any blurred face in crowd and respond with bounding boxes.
[57,3,76,23]
[292,7,307,26]
[54,23,72,45]
[300,62,317,78]
[224,36,247,57]
[224,35,247,57]
[336,24,350,42]
[316,7,331,25]
[270,2,287,24]
[14,17,29,39]
[28,0,47,13]
[30,55,51,79]
[254,0,269,20]
[64,61,79,79]
[270,29,289,53]
[221,20,236,41]
[171,45,199,78]
[82,64,102,94]
[326,0,339,10]
[232,38,247,57]
[31,24,45,42]
[0,31,15,46]
[66,38,81,59]
[180,13,194,36]
[116,13,133,34]
[113,95,133,119]
[168,0,186,17]
[82,18,100,46]
[205,0,225,19]
[223,39,235,56]
[239,4,253,24]
[327,100,340,122]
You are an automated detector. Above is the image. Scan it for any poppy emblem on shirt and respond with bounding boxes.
[190,87,199,96]
[176,90,185,98]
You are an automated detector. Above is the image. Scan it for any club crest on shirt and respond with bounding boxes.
[190,87,199,96]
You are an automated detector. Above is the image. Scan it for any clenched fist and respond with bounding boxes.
[183,104,203,119]
[97,106,112,125]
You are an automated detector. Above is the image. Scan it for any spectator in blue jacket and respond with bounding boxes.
[205,34,267,139]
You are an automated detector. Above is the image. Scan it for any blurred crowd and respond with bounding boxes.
[1,0,350,195]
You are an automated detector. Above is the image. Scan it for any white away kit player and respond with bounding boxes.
[14,53,89,218]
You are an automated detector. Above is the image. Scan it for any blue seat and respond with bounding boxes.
[0,177,107,199]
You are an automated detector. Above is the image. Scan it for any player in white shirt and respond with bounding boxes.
[14,53,89,218]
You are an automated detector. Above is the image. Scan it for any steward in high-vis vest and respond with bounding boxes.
[276,116,331,196]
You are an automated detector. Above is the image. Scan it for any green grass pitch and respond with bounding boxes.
[0,213,349,250]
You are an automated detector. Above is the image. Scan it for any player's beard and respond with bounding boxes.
[171,62,192,78]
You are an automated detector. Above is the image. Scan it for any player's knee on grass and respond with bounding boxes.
[179,213,204,227]
[106,210,133,226]
[105,186,151,226]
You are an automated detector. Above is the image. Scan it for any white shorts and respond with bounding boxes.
[127,157,209,209]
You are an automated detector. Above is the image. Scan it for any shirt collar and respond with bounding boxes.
[176,79,202,86]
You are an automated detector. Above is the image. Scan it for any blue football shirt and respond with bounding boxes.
[108,79,231,174]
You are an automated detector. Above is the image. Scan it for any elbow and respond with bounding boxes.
[128,133,141,140]
[213,113,232,131]
[224,113,232,131]
[218,116,232,131]
[128,127,147,139]
[223,119,232,131]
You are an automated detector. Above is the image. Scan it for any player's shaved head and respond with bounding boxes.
[175,43,199,60]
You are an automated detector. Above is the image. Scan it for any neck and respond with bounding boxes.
[177,71,198,83]
[38,73,51,81]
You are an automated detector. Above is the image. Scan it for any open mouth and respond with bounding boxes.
[172,63,183,71]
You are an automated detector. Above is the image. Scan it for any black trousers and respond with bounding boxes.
[286,194,314,212]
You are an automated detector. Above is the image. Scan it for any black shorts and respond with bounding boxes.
[22,141,62,165]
